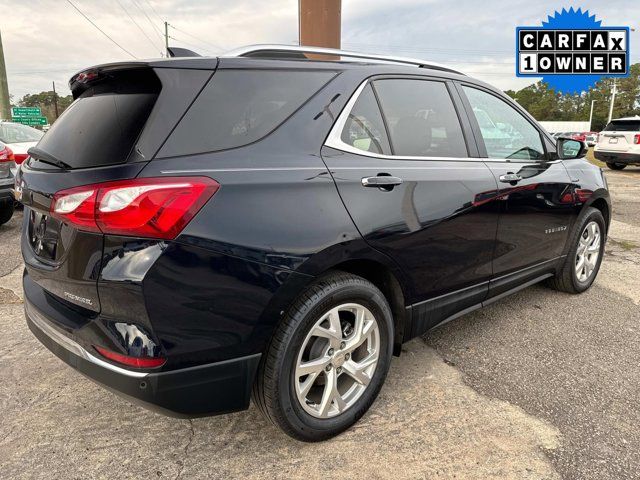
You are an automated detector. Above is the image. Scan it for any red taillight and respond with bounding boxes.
[14,153,28,164]
[94,345,166,368]
[0,146,15,163]
[634,134,640,145]
[51,177,219,239]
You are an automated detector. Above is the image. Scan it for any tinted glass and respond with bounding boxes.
[373,79,467,157]
[604,120,640,131]
[161,70,334,157]
[0,123,44,143]
[35,93,156,168]
[463,86,545,160]
[340,84,391,155]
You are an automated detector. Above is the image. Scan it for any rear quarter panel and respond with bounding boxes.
[133,68,411,365]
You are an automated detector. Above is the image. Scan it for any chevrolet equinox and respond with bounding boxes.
[18,45,610,441]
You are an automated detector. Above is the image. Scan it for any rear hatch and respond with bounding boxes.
[19,62,214,314]
[598,118,640,151]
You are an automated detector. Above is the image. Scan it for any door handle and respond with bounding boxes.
[499,173,522,184]
[361,175,403,189]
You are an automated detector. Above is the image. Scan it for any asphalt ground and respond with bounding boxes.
[1,165,639,479]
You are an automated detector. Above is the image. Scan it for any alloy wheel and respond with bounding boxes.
[294,303,380,418]
[575,221,601,283]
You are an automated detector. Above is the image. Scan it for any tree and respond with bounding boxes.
[508,63,640,131]
[17,91,73,124]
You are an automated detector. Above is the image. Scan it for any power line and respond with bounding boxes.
[116,0,163,55]
[169,24,223,52]
[341,42,513,58]
[66,0,137,59]
[130,0,164,42]
[142,0,164,22]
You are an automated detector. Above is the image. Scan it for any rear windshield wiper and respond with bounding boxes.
[27,147,72,170]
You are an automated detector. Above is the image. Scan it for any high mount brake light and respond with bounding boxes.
[51,177,219,239]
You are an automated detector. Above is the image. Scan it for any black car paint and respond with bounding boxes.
[20,57,610,416]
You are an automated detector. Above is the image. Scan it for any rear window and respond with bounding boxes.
[603,120,640,132]
[0,122,44,144]
[33,69,159,169]
[159,69,335,157]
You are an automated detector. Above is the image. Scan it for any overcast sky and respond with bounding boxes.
[2,0,639,100]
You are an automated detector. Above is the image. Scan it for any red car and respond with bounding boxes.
[0,141,15,225]
[567,132,587,142]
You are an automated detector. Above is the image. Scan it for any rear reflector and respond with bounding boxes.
[14,153,28,164]
[51,177,219,239]
[94,345,166,368]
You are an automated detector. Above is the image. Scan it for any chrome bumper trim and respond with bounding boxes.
[26,300,149,379]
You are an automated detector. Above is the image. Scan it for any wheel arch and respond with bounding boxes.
[588,196,610,234]
[322,258,409,357]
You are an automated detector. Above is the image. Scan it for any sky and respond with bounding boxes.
[2,0,639,100]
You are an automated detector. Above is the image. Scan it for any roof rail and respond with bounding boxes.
[221,44,464,75]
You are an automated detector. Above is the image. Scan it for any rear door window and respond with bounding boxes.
[373,79,468,158]
[159,69,335,157]
[339,84,391,155]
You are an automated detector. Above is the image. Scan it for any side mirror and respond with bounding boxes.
[557,137,587,159]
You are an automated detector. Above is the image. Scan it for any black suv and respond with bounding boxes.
[19,45,610,441]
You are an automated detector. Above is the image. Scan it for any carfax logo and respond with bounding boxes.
[516,7,630,94]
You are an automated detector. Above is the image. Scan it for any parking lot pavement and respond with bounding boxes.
[1,168,639,480]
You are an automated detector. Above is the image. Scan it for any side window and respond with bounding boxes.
[340,84,391,155]
[160,69,335,157]
[462,86,545,160]
[373,79,467,158]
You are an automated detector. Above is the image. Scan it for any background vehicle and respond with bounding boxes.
[0,121,44,175]
[0,141,15,225]
[18,45,610,441]
[584,132,598,147]
[563,131,587,142]
[594,116,640,170]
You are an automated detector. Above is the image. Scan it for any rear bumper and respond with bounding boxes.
[25,298,261,417]
[594,150,640,164]
[0,177,14,201]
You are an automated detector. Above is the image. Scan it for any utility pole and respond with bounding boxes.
[607,79,617,124]
[0,29,11,121]
[588,100,596,131]
[52,81,59,120]
[299,0,341,57]
[164,21,169,57]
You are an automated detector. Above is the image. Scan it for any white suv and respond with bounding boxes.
[594,116,640,170]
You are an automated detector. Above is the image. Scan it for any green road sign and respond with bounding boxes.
[12,116,47,126]
[11,106,42,117]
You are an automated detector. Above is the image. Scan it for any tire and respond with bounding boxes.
[606,162,626,170]
[0,200,14,226]
[253,271,394,441]
[547,207,605,294]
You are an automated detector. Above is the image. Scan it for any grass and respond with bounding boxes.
[609,238,639,251]
[585,147,606,168]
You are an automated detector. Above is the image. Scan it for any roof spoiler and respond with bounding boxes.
[167,47,201,58]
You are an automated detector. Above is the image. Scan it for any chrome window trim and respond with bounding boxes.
[324,78,485,163]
